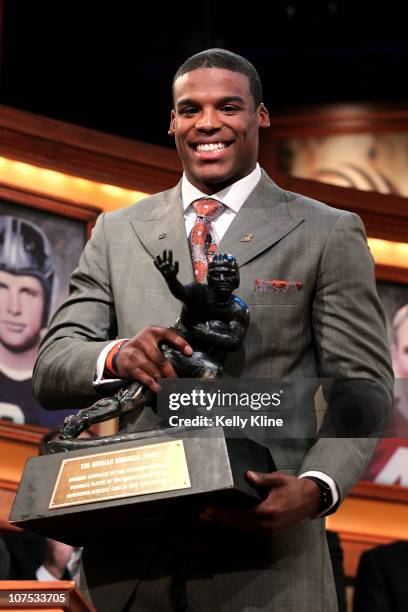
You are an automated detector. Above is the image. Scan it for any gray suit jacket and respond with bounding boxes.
[33,172,393,611]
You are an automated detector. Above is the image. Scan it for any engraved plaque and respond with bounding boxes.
[10,427,275,545]
[49,439,191,509]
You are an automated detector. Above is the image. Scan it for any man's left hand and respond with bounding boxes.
[200,471,321,536]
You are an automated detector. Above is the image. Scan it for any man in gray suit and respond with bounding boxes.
[33,49,393,611]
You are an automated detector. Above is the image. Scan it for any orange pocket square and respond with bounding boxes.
[255,278,303,292]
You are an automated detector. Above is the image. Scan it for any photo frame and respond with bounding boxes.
[260,103,408,196]
[258,104,408,246]
[364,272,408,481]
[0,182,101,438]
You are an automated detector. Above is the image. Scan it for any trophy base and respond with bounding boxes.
[10,426,275,546]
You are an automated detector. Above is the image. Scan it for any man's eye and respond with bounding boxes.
[221,105,238,113]
[21,288,40,298]
[180,107,197,116]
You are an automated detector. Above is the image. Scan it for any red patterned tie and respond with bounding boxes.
[189,198,224,282]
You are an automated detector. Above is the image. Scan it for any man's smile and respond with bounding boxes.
[189,140,233,160]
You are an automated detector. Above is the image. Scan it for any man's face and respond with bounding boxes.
[392,318,408,420]
[169,68,270,194]
[393,317,408,377]
[392,318,408,378]
[0,270,44,352]
[207,265,238,297]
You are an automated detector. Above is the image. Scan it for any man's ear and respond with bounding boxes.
[168,110,175,135]
[258,102,270,129]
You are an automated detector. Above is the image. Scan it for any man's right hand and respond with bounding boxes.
[115,326,192,392]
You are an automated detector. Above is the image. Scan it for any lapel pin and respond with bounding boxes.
[158,232,167,239]
[240,233,253,242]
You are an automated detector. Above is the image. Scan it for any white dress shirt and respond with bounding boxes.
[93,164,339,514]
[182,163,262,241]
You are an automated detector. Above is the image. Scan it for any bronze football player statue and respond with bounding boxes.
[50,251,249,452]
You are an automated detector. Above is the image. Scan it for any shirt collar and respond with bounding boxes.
[182,164,261,213]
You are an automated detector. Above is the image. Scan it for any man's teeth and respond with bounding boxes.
[196,143,227,152]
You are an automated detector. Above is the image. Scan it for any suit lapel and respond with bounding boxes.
[218,171,304,267]
[128,183,194,285]
[129,173,304,277]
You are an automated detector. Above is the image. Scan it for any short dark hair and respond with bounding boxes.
[173,48,262,108]
[208,253,240,287]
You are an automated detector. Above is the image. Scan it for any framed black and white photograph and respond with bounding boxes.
[0,182,101,430]
[361,271,408,488]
